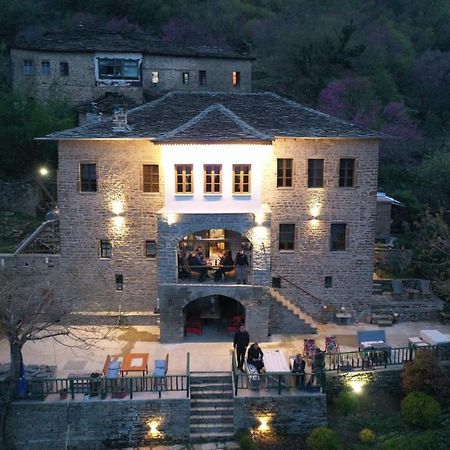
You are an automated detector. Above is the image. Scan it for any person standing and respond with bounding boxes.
[292,354,306,388]
[233,324,250,371]
[235,248,249,284]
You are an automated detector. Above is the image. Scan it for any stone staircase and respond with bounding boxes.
[269,288,318,334]
[189,373,235,442]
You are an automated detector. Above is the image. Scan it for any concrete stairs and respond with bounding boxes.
[189,373,235,442]
[269,288,318,334]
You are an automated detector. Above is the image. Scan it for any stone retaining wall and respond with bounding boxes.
[0,180,39,216]
[6,397,190,450]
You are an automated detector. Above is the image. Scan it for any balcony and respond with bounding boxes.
[177,264,253,285]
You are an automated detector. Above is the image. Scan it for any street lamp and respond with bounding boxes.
[36,166,56,208]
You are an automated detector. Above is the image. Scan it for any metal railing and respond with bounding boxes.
[177,265,253,284]
[232,350,322,396]
[326,345,450,372]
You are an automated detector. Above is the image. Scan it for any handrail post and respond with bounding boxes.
[69,379,74,400]
[129,377,133,399]
[186,352,190,398]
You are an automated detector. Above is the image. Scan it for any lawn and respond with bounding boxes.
[0,210,43,253]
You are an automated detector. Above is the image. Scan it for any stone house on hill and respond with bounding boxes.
[40,91,380,343]
[10,29,252,120]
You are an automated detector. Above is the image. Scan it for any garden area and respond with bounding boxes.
[238,351,450,450]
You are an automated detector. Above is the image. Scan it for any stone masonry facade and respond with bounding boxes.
[11,48,252,105]
[56,136,378,338]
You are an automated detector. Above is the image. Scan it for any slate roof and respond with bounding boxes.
[13,29,251,60]
[40,91,382,141]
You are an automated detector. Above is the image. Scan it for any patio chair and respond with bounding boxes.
[325,336,340,354]
[153,353,169,390]
[303,339,317,360]
[227,314,244,334]
[185,317,202,335]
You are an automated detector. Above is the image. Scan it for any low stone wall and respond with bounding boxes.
[6,397,190,450]
[233,393,327,434]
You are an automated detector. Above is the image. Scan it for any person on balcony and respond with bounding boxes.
[188,251,208,282]
[214,250,234,282]
[235,248,249,284]
[247,342,265,373]
[292,354,306,388]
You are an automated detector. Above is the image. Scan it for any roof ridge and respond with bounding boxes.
[155,103,271,141]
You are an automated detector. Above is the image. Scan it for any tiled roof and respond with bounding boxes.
[75,93,139,114]
[41,91,382,141]
[12,29,251,60]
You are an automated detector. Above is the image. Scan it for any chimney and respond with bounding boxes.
[112,107,129,133]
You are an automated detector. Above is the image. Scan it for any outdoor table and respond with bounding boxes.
[263,350,291,389]
[120,353,149,376]
[408,337,430,349]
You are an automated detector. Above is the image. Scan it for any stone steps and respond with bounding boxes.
[190,414,233,425]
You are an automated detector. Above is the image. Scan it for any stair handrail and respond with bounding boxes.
[186,352,190,398]
[14,219,58,255]
[273,274,324,305]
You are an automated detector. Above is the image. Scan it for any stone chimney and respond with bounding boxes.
[112,107,129,133]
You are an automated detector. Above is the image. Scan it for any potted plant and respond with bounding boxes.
[59,388,68,400]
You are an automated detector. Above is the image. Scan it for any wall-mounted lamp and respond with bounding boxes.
[310,204,321,220]
[168,299,173,306]
[349,380,364,394]
[254,211,264,225]
[257,415,271,432]
[147,419,161,438]
[111,199,124,216]
[166,212,177,225]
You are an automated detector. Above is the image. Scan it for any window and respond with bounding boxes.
[339,158,355,187]
[143,164,159,193]
[100,240,112,259]
[97,58,139,80]
[330,224,347,251]
[324,276,333,288]
[41,61,50,76]
[23,60,33,76]
[308,159,324,188]
[279,224,295,251]
[182,72,189,85]
[145,240,157,258]
[233,164,251,194]
[277,158,293,187]
[60,62,69,76]
[80,163,97,192]
[175,164,193,194]
[152,71,159,84]
[232,71,240,87]
[204,164,222,194]
[115,274,123,291]
[199,70,207,86]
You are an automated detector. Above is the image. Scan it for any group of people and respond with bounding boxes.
[233,325,265,373]
[185,246,249,284]
[291,349,325,388]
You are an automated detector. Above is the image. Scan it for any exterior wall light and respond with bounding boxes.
[111,199,124,216]
[147,419,161,438]
[166,212,177,225]
[310,204,321,220]
[38,167,49,177]
[349,380,364,394]
[254,211,264,225]
[257,415,271,432]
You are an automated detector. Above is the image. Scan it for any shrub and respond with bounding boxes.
[306,427,342,450]
[401,391,441,428]
[402,350,450,399]
[380,430,441,450]
[334,390,358,415]
[237,430,259,450]
[358,428,376,443]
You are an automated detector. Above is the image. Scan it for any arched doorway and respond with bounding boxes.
[183,295,245,341]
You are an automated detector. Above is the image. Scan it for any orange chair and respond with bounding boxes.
[227,314,244,334]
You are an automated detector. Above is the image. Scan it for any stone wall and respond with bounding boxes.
[6,397,190,450]
[0,180,39,216]
[11,48,252,106]
[233,394,327,434]
[0,254,60,280]
[265,138,379,320]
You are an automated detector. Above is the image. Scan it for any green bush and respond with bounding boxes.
[306,427,342,450]
[380,430,441,450]
[358,428,376,443]
[401,392,441,428]
[238,430,259,450]
[334,390,359,415]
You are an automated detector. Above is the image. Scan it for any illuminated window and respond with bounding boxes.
[308,159,324,188]
[115,274,123,291]
[60,62,69,76]
[145,240,157,258]
[79,163,97,192]
[330,224,347,251]
[279,224,295,251]
[175,164,193,194]
[152,71,159,84]
[232,71,240,87]
[339,158,355,187]
[277,158,293,187]
[182,72,189,85]
[233,164,251,194]
[100,240,112,259]
[41,61,50,76]
[143,164,159,193]
[97,58,139,80]
[199,70,207,86]
[23,60,33,76]
[204,164,222,194]
[324,276,333,288]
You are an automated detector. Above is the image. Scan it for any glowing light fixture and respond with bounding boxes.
[166,212,177,225]
[147,420,160,437]
[349,380,364,394]
[38,167,49,177]
[310,204,321,220]
[254,211,265,225]
[111,199,124,216]
[257,416,270,432]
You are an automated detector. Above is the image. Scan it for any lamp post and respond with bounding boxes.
[35,166,57,209]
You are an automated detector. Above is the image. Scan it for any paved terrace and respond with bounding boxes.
[1,321,449,377]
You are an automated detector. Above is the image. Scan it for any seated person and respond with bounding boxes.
[214,250,235,281]
[292,354,306,387]
[188,251,208,281]
[247,342,265,373]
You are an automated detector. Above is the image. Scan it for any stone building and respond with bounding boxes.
[41,91,380,343]
[10,28,252,117]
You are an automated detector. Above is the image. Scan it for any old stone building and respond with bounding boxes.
[41,91,380,343]
[10,28,252,116]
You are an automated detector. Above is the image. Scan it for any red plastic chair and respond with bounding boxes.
[227,314,244,334]
[185,317,202,335]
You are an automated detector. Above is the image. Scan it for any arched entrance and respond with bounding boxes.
[183,295,245,341]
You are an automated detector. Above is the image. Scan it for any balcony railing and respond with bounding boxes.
[177,265,253,285]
